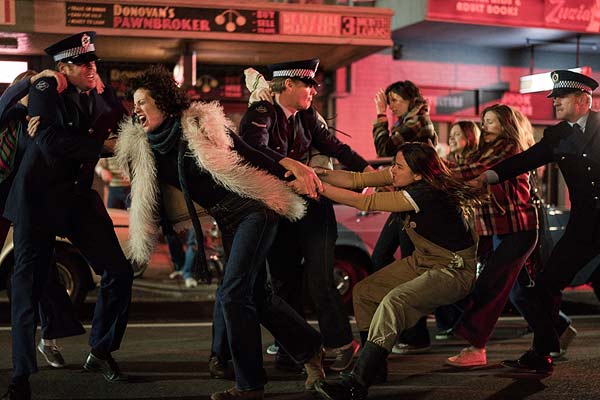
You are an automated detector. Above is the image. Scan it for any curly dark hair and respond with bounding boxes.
[128,65,190,117]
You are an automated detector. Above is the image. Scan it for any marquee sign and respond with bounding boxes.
[65,2,391,38]
[427,0,600,33]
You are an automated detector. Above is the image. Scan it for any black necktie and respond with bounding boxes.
[573,123,583,135]
[288,114,296,141]
[80,92,91,115]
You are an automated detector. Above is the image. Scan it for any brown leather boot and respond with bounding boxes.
[210,387,264,400]
[304,347,326,389]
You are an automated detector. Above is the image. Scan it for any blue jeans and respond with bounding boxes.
[106,186,131,210]
[181,230,197,280]
[210,194,321,391]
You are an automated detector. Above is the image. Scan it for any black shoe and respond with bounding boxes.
[339,361,387,384]
[315,378,367,400]
[83,352,128,382]
[501,350,553,374]
[1,383,31,400]
[208,356,235,380]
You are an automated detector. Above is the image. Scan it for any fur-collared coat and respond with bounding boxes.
[115,101,306,264]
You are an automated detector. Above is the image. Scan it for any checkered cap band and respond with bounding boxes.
[53,43,96,62]
[272,68,315,79]
[554,80,592,92]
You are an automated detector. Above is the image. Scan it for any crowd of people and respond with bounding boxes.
[1,31,600,400]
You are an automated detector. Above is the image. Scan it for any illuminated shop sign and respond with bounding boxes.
[427,0,600,33]
[0,0,15,25]
[65,2,390,38]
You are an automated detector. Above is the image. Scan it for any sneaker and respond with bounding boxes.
[328,340,360,372]
[37,340,66,368]
[208,356,235,380]
[210,387,264,400]
[185,277,198,288]
[266,344,279,355]
[391,343,431,355]
[550,325,577,359]
[446,346,487,367]
[169,270,183,279]
[435,329,454,340]
[304,348,326,390]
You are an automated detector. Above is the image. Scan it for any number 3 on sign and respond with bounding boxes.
[342,16,355,35]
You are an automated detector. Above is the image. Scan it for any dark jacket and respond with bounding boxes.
[240,100,369,172]
[492,110,600,243]
[4,77,125,232]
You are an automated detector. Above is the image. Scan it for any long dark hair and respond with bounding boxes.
[385,80,423,110]
[128,65,190,118]
[399,142,486,208]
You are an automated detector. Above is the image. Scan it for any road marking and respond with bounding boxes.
[1,315,600,331]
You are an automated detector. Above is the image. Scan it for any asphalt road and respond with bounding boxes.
[1,316,600,400]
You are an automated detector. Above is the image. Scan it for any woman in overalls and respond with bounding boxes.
[312,142,486,400]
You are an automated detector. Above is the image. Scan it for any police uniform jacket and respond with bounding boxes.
[240,100,369,172]
[492,110,600,244]
[4,77,124,233]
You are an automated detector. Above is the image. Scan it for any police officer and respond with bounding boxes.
[2,32,131,400]
[477,70,600,374]
[239,59,371,371]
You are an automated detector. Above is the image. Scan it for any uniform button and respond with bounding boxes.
[595,196,599,200]
[79,164,84,169]
[589,166,592,171]
[560,156,566,160]
[290,149,294,153]
[583,153,588,157]
[74,180,78,184]
[592,182,596,186]
[88,128,94,134]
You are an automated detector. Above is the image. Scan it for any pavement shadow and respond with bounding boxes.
[482,378,547,400]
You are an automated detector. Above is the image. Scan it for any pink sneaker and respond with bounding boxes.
[446,346,487,367]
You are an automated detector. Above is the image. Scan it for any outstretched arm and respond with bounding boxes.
[316,167,392,189]
[321,183,415,213]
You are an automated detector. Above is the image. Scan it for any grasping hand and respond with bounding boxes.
[467,174,487,188]
[256,87,273,103]
[280,157,323,199]
[95,73,106,94]
[26,116,40,138]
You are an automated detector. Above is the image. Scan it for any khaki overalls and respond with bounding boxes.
[353,216,478,351]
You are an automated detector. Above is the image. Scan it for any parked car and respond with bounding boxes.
[0,208,146,308]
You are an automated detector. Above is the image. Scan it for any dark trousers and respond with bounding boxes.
[455,230,537,348]
[268,197,353,349]
[517,227,599,354]
[210,195,321,391]
[509,269,571,338]
[106,185,131,210]
[11,191,132,379]
[371,212,414,270]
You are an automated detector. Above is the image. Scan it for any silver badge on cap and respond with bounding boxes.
[35,80,49,91]
[551,72,559,82]
[81,33,91,50]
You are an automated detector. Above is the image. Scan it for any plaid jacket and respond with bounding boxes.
[452,137,538,236]
[372,99,437,157]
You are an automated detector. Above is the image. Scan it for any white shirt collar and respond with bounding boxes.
[568,112,589,132]
[274,95,297,120]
